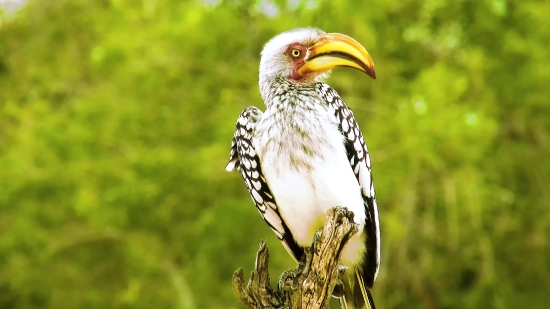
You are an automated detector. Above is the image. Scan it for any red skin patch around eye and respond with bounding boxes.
[285,43,308,81]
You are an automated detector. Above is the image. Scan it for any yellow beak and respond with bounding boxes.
[298,33,376,79]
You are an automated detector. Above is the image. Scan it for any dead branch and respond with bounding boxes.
[232,206,359,309]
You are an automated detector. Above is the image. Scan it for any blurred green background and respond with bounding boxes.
[0,0,549,308]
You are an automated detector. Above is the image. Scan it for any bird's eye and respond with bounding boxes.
[290,49,302,58]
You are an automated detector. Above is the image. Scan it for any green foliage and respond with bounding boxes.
[0,0,549,308]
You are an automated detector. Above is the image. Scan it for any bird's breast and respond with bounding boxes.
[253,103,366,266]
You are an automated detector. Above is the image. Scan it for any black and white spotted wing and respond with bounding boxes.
[319,83,381,289]
[226,106,304,262]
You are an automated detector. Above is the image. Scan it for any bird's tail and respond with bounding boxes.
[338,270,376,309]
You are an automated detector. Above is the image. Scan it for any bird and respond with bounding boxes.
[225,28,380,309]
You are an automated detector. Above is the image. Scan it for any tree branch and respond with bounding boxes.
[232,206,359,309]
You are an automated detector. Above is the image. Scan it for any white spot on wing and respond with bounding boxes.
[265,201,277,210]
[358,162,372,197]
[263,210,284,237]
[252,180,261,190]
[256,201,266,212]
[252,190,264,204]
[225,161,236,171]
[342,119,349,132]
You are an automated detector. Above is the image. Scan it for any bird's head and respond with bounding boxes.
[259,28,376,98]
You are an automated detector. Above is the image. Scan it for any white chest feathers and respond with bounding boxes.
[253,103,367,266]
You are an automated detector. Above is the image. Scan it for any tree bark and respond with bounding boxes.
[232,206,359,309]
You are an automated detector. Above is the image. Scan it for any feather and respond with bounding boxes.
[226,106,304,262]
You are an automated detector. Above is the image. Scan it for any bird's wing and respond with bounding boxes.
[319,84,381,288]
[226,106,304,262]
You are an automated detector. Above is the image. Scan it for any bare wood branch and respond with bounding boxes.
[232,206,359,309]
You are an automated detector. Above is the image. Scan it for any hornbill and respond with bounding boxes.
[226,28,380,309]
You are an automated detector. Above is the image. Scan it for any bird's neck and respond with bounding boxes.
[259,76,318,105]
[254,79,340,173]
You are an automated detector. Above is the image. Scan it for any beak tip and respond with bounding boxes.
[367,68,376,79]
